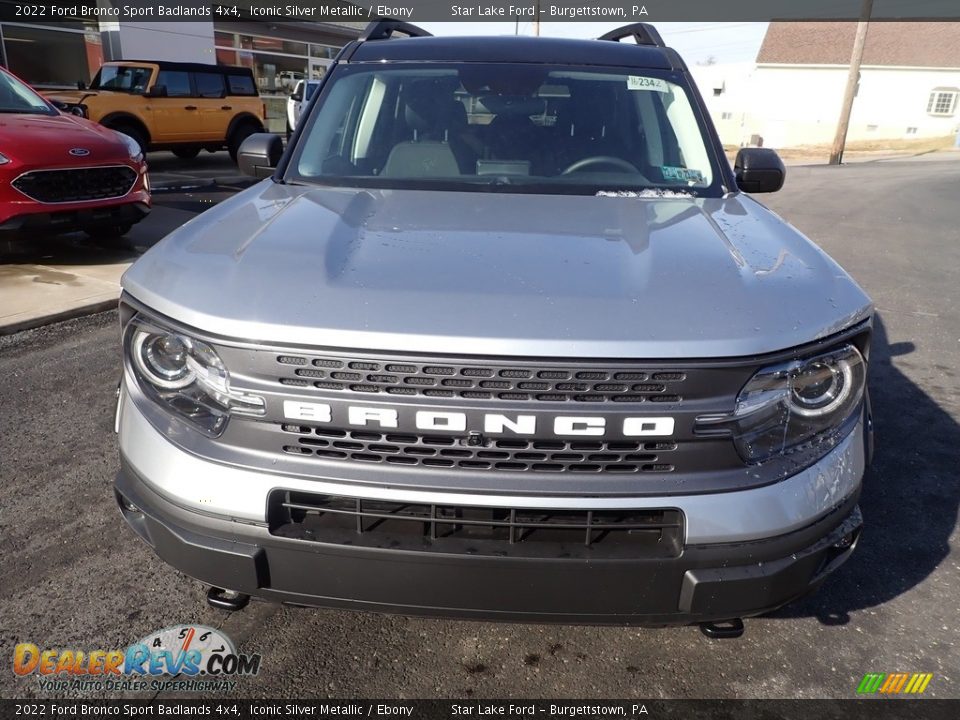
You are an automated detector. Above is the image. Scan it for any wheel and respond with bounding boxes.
[228,122,260,163]
[171,146,201,160]
[108,124,148,157]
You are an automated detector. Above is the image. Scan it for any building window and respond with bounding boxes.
[926,89,958,116]
[0,23,103,87]
[310,44,338,60]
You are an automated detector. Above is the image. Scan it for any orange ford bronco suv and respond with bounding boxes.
[47,61,265,162]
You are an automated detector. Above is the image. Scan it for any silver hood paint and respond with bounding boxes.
[122,181,872,358]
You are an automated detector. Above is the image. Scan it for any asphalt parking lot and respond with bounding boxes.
[0,157,957,700]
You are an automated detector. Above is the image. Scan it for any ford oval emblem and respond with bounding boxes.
[69,148,90,157]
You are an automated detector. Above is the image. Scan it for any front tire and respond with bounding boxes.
[228,122,260,163]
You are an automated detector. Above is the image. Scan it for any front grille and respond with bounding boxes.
[275,354,686,403]
[269,490,684,558]
[279,424,677,473]
[12,166,137,203]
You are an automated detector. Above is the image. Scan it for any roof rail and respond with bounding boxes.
[597,23,665,48]
[359,19,433,42]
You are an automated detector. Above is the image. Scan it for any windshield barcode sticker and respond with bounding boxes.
[627,76,668,92]
[662,166,707,184]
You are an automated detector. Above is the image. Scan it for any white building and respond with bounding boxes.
[689,62,756,148]
[742,21,960,148]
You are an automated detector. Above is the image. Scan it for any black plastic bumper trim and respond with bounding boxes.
[0,202,149,233]
[115,457,862,625]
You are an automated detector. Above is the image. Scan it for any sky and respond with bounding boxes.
[417,22,770,65]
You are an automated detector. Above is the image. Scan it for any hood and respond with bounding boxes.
[44,89,102,104]
[0,112,130,166]
[122,183,872,359]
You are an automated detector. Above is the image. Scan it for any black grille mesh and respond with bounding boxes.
[279,424,677,473]
[275,354,686,403]
[12,166,137,203]
[269,490,684,557]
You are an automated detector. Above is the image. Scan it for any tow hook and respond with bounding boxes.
[206,587,250,612]
[699,618,745,639]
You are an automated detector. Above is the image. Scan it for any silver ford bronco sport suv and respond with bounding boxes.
[115,21,873,635]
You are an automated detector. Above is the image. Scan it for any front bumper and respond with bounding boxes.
[116,460,861,624]
[0,200,150,234]
[114,391,867,624]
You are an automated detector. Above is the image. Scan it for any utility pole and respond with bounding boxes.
[829,0,873,165]
[533,1,540,36]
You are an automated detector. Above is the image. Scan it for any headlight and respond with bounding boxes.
[125,316,264,436]
[699,344,866,465]
[115,131,143,162]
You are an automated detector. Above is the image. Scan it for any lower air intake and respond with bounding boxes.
[268,491,684,559]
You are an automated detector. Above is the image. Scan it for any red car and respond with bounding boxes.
[0,66,150,239]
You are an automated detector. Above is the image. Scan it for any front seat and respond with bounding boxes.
[381,80,465,178]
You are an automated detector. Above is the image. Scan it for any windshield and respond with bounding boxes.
[0,70,56,115]
[290,63,722,195]
[91,65,153,94]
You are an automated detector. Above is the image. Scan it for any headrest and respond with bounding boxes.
[402,79,457,133]
[568,86,616,139]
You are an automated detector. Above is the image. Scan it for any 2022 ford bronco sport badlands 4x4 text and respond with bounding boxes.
[114,22,873,634]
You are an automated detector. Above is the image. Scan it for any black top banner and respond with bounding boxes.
[0,0,958,23]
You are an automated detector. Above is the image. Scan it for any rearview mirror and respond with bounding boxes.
[237,133,284,178]
[734,148,785,193]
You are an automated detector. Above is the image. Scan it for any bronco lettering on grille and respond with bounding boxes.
[281,401,675,438]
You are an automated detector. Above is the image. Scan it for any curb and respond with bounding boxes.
[0,298,118,336]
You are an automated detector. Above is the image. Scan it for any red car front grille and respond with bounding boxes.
[12,166,137,203]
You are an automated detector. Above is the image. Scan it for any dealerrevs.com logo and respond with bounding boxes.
[12,625,261,693]
[856,672,934,695]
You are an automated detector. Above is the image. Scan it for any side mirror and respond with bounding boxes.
[77,80,87,90]
[290,90,303,102]
[145,85,167,98]
[237,133,284,178]
[734,147,785,193]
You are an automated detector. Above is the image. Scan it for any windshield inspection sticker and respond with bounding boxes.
[661,166,706,184]
[627,75,668,92]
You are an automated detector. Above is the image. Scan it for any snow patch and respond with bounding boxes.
[596,189,696,199]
